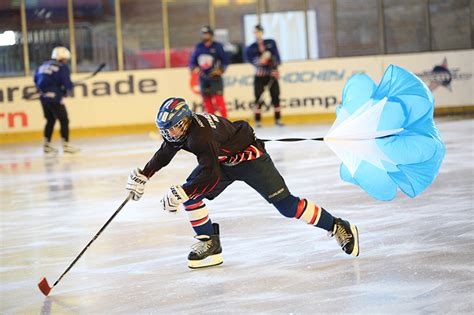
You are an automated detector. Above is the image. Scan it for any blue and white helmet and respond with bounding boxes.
[156,97,192,142]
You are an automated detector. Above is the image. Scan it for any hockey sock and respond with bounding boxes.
[273,194,299,217]
[255,102,262,122]
[274,104,281,120]
[203,96,215,114]
[213,95,228,118]
[274,195,335,231]
[295,198,334,231]
[183,200,213,235]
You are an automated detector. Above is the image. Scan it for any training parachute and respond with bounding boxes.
[324,65,445,201]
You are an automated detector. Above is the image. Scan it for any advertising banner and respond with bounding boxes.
[1,49,472,135]
[381,50,473,108]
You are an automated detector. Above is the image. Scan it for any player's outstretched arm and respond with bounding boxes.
[141,141,179,178]
[126,168,148,201]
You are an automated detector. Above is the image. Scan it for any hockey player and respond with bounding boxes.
[189,26,230,118]
[245,24,282,127]
[34,46,79,154]
[126,97,359,269]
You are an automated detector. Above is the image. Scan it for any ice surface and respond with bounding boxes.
[1,118,473,314]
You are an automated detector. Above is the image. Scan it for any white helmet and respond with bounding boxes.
[51,46,71,61]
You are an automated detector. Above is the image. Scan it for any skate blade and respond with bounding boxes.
[188,254,223,269]
[350,224,360,257]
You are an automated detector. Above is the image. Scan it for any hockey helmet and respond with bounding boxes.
[200,25,214,35]
[156,97,192,142]
[51,46,71,61]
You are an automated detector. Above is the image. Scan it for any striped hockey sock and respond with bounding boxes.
[295,199,335,231]
[184,200,213,235]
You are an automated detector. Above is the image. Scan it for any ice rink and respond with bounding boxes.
[1,117,473,314]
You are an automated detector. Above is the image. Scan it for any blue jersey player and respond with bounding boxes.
[189,26,230,118]
[34,46,79,154]
[126,97,359,269]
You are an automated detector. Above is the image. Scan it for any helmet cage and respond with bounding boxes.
[159,117,190,142]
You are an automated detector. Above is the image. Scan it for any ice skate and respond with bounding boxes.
[43,142,58,154]
[255,121,262,128]
[63,142,80,154]
[275,119,284,127]
[188,223,223,269]
[330,218,359,257]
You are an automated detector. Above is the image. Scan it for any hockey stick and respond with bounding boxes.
[255,77,275,107]
[24,62,106,100]
[38,192,133,296]
[73,62,106,84]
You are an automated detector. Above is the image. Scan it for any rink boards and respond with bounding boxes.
[0,49,472,142]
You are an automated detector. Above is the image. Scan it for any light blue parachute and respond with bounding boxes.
[324,65,445,201]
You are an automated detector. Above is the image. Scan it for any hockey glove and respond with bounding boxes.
[126,168,148,201]
[161,185,189,212]
[210,67,224,77]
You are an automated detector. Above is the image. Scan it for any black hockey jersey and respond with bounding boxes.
[142,113,265,198]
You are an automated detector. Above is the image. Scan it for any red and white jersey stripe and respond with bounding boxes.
[218,145,263,166]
